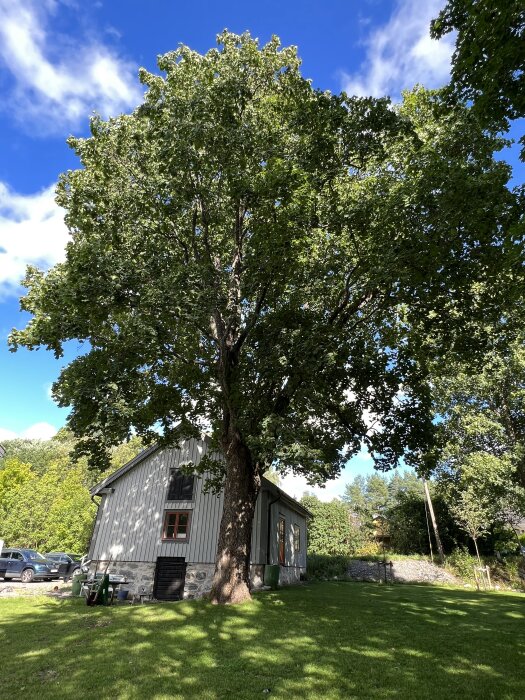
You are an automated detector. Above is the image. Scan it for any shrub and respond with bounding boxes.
[354,541,383,558]
[446,546,477,583]
[446,547,525,591]
[493,526,519,556]
[306,554,350,580]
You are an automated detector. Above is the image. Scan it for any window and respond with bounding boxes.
[293,524,301,552]
[167,469,195,501]
[278,516,286,565]
[163,511,191,540]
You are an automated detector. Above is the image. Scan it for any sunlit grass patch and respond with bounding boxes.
[0,582,524,699]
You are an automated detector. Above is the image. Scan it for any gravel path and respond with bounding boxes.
[0,579,73,597]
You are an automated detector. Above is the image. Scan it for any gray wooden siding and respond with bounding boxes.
[90,438,279,565]
[250,488,267,565]
[91,439,225,563]
[269,500,307,568]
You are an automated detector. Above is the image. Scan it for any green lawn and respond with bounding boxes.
[1,582,524,699]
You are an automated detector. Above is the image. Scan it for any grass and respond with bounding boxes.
[1,582,524,699]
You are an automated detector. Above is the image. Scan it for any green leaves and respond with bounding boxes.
[9,32,523,485]
[431,0,525,160]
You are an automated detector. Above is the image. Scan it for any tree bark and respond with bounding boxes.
[210,434,260,604]
[473,536,482,565]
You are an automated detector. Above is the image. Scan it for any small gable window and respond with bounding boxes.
[163,511,191,540]
[167,469,195,501]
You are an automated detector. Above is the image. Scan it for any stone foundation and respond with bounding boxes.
[183,563,215,599]
[88,561,283,600]
[87,561,156,596]
[279,566,305,585]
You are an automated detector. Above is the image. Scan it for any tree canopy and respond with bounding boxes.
[431,338,525,553]
[431,0,525,159]
[10,32,524,603]
[300,495,358,556]
[0,433,143,554]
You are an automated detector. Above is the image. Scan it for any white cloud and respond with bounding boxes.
[342,0,455,99]
[0,182,68,298]
[0,427,17,442]
[0,0,142,131]
[0,422,57,441]
[22,422,58,440]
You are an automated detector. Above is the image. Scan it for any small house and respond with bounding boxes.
[88,437,309,600]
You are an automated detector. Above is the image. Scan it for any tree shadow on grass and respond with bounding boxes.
[0,582,524,699]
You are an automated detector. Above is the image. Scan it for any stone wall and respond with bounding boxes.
[88,560,282,599]
[347,559,458,585]
[279,566,305,585]
[183,563,215,599]
[88,561,156,596]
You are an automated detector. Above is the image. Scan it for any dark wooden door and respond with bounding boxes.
[153,557,186,601]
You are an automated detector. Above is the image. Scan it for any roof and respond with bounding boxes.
[260,479,312,519]
[90,440,311,518]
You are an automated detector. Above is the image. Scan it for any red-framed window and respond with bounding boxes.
[163,511,191,540]
[278,516,286,565]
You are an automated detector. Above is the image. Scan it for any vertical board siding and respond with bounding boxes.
[269,500,307,568]
[90,438,306,568]
[92,438,225,564]
[250,490,265,564]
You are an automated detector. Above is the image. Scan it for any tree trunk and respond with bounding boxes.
[473,536,482,565]
[210,435,260,604]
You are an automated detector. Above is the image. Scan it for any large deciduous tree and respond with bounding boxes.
[10,33,523,603]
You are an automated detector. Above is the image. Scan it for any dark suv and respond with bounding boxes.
[0,548,60,582]
[44,552,85,580]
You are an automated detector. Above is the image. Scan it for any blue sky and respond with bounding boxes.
[0,1,522,500]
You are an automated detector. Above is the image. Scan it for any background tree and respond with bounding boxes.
[10,34,523,603]
[343,473,390,538]
[431,0,525,159]
[448,484,492,563]
[432,339,525,492]
[343,470,462,556]
[0,436,143,554]
[300,495,359,555]
[0,457,95,553]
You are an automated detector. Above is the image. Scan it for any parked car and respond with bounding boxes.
[44,552,86,580]
[0,548,60,582]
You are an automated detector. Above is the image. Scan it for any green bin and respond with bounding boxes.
[264,564,280,589]
[71,572,87,596]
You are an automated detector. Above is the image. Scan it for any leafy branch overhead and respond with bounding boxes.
[11,34,521,477]
[431,0,525,160]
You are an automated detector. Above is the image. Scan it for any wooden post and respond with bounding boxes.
[485,565,492,590]
[422,478,445,563]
